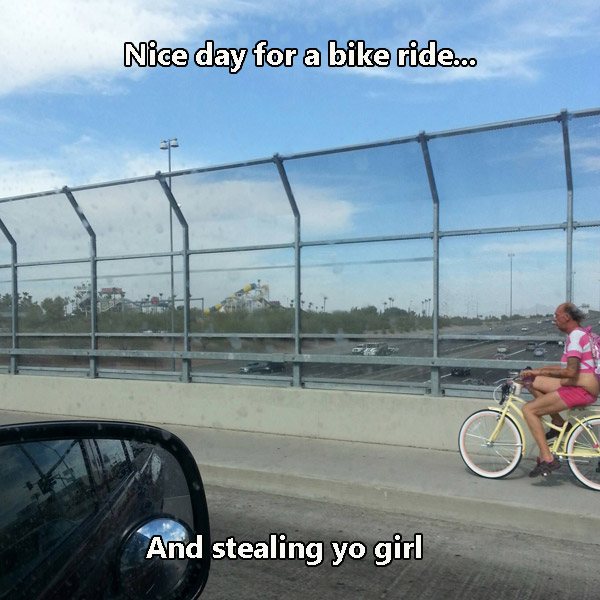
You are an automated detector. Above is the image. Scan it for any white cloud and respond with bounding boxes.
[2,0,599,96]
[337,48,540,83]
[174,177,358,247]
[581,156,600,173]
[0,159,64,197]
[0,0,216,96]
[480,0,600,40]
[326,0,599,83]
[480,238,566,256]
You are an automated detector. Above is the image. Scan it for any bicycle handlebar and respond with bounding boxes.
[494,379,524,405]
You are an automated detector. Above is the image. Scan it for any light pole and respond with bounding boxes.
[508,253,515,319]
[160,137,178,368]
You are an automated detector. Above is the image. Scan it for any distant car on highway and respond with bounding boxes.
[496,346,508,354]
[521,326,529,331]
[239,361,284,374]
[451,367,471,377]
[363,342,388,356]
[464,378,486,386]
[351,344,366,355]
[533,347,546,357]
[526,342,536,351]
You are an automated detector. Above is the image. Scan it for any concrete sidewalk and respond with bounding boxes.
[1,409,599,545]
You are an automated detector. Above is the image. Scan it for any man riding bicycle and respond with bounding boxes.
[520,303,599,477]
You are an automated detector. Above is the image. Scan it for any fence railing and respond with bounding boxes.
[0,107,598,395]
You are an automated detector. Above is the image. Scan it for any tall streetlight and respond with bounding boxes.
[160,138,178,368]
[508,253,515,319]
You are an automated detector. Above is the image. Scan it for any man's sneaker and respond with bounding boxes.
[545,422,572,441]
[529,456,561,478]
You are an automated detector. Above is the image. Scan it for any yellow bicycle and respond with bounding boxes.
[458,380,600,490]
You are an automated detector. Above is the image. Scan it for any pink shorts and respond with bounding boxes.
[557,386,597,408]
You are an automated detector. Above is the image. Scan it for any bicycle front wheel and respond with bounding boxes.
[459,410,523,478]
[566,417,600,491]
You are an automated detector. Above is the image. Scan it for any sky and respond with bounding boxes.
[0,0,599,317]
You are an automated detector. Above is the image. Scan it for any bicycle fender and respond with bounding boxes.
[577,414,600,426]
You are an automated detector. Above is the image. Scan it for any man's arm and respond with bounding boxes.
[521,357,580,381]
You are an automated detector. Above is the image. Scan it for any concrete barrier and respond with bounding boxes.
[0,374,511,451]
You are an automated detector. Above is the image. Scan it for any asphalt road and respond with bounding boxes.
[203,485,600,599]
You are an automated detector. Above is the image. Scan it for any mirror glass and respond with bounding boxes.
[0,436,197,599]
[120,517,193,598]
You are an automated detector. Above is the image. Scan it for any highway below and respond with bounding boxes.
[192,316,564,388]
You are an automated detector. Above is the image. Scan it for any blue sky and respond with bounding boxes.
[0,0,598,317]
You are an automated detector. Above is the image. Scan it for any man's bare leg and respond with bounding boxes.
[522,391,568,463]
[526,375,564,428]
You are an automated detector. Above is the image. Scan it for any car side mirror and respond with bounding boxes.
[0,421,210,599]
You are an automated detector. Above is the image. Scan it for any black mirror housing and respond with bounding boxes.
[0,420,211,600]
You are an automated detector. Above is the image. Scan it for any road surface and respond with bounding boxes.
[203,485,600,599]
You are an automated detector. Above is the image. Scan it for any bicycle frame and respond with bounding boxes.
[486,389,600,459]
[486,393,528,455]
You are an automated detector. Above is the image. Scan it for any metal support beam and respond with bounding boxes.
[560,110,574,301]
[273,154,302,387]
[157,173,191,382]
[0,219,18,373]
[419,132,441,396]
[63,187,98,377]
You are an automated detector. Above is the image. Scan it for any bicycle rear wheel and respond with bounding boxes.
[459,410,523,478]
[566,417,600,491]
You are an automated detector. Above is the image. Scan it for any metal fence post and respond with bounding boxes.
[63,187,98,377]
[560,110,574,302]
[0,219,18,374]
[419,132,441,396]
[273,154,302,387]
[157,174,191,382]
